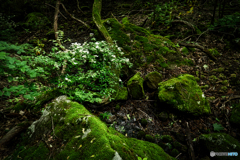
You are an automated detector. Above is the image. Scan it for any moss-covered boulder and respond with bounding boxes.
[158,74,211,116]
[103,17,187,73]
[145,71,163,90]
[7,95,176,160]
[199,133,240,160]
[127,72,145,99]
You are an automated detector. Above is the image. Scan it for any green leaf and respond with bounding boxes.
[213,123,224,132]
[24,94,32,100]
[0,52,7,60]
[4,91,11,97]
[8,64,15,69]
[0,91,3,96]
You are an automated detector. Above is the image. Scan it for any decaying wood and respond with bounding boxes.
[178,42,217,61]
[0,121,32,148]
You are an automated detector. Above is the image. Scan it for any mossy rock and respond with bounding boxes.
[158,74,211,116]
[161,135,173,143]
[127,72,145,99]
[103,17,188,71]
[145,71,163,90]
[7,96,177,160]
[114,87,128,101]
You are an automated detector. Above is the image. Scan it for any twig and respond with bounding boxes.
[178,42,217,61]
[196,29,209,41]
[76,0,86,15]
[60,2,90,29]
[45,3,67,20]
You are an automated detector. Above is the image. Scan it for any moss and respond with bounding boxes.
[220,86,228,92]
[161,135,173,143]
[221,80,228,85]
[209,75,218,83]
[127,72,145,99]
[230,74,236,78]
[200,85,209,89]
[170,148,179,157]
[212,67,224,73]
[218,73,226,79]
[137,131,146,139]
[18,142,49,160]
[115,103,120,111]
[181,47,189,55]
[115,87,128,101]
[145,134,154,142]
[141,118,148,127]
[201,75,206,79]
[208,48,220,56]
[158,74,211,116]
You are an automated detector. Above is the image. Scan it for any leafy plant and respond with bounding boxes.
[213,123,224,132]
[148,2,177,26]
[208,12,240,37]
[138,157,148,160]
[100,111,111,120]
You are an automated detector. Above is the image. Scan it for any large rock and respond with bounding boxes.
[127,72,145,99]
[158,74,211,116]
[7,95,176,160]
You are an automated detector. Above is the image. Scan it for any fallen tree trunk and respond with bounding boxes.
[0,121,32,148]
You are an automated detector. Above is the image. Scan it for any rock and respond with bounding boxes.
[7,95,176,160]
[127,72,145,99]
[158,74,211,116]
[114,87,128,101]
[145,71,163,90]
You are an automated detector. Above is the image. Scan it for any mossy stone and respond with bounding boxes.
[141,118,148,127]
[145,134,154,142]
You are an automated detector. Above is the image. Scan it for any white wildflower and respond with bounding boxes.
[202,93,205,98]
[65,78,71,82]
